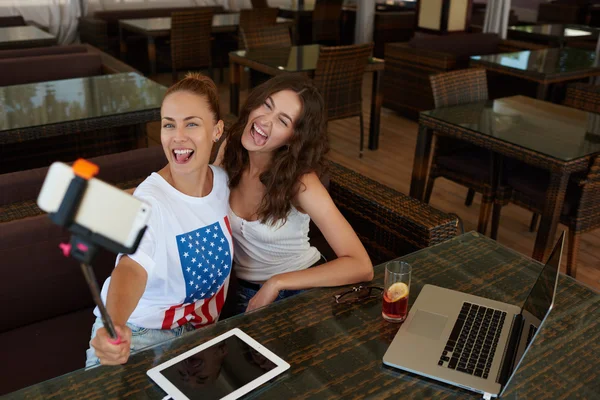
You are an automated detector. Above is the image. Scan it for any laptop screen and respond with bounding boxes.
[520,234,563,323]
[503,233,564,392]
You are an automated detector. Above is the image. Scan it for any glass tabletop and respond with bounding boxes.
[0,26,55,43]
[508,24,598,38]
[279,1,357,12]
[231,44,383,72]
[421,95,600,161]
[279,4,315,12]
[0,73,166,132]
[232,44,321,72]
[471,47,597,75]
[121,14,290,32]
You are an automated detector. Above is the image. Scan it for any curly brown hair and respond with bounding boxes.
[222,74,329,226]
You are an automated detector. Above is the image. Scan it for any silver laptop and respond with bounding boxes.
[383,233,565,398]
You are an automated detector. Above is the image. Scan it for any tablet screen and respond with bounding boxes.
[159,335,277,400]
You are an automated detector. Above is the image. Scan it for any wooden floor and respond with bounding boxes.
[148,71,600,292]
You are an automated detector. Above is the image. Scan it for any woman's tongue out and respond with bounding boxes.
[173,149,194,164]
[252,123,268,146]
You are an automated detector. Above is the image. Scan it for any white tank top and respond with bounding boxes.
[229,205,321,282]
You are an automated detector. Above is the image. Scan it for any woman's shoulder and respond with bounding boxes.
[292,172,328,209]
[210,164,230,186]
[297,171,324,191]
[132,173,170,206]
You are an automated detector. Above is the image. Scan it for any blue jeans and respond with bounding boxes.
[233,255,327,315]
[85,318,195,368]
[234,285,304,315]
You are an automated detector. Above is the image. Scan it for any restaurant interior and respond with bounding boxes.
[1,0,598,398]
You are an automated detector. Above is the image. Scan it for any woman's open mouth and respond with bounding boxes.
[173,148,194,164]
[250,123,269,146]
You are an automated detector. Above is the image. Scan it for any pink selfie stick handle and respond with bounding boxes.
[108,335,122,345]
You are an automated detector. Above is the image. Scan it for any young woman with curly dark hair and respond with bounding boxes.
[219,74,373,314]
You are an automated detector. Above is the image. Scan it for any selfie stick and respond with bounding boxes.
[49,159,147,344]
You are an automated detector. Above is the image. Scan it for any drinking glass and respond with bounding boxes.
[382,261,411,322]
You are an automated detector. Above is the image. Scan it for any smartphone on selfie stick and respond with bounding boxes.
[37,159,152,344]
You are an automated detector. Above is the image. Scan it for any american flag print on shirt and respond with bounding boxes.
[162,217,233,329]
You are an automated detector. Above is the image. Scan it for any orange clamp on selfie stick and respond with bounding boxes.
[72,158,99,180]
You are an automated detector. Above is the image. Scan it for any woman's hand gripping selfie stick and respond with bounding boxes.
[45,159,147,345]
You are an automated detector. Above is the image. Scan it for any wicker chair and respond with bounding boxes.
[238,8,279,47]
[312,0,344,45]
[168,9,214,83]
[563,83,600,114]
[240,25,292,50]
[251,0,269,8]
[239,8,279,31]
[240,24,292,89]
[313,43,373,157]
[526,83,600,233]
[493,87,600,278]
[496,156,600,278]
[424,68,500,234]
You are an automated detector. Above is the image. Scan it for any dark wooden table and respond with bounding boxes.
[0,72,165,173]
[229,44,385,151]
[278,3,358,46]
[471,47,600,100]
[9,232,599,399]
[118,14,294,75]
[410,95,600,263]
[0,25,56,50]
[507,24,599,47]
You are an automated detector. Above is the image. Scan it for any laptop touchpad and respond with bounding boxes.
[407,310,448,340]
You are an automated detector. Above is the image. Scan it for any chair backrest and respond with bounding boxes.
[0,53,103,87]
[575,155,600,228]
[241,25,291,50]
[171,9,213,70]
[312,0,344,44]
[251,0,269,8]
[537,3,581,24]
[563,83,600,114]
[0,15,26,27]
[0,45,88,60]
[429,68,488,108]
[239,8,279,31]
[313,43,373,121]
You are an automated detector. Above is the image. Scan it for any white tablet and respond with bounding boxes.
[147,328,290,400]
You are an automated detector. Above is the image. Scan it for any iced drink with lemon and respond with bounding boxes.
[383,261,411,322]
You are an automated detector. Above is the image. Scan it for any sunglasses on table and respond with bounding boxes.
[332,285,384,304]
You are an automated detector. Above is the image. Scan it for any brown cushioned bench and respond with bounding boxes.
[0,146,168,395]
[0,43,138,87]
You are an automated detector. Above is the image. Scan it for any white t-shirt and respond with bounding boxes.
[95,165,234,330]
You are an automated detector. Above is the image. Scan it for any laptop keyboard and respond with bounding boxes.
[526,324,537,347]
[438,302,506,379]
